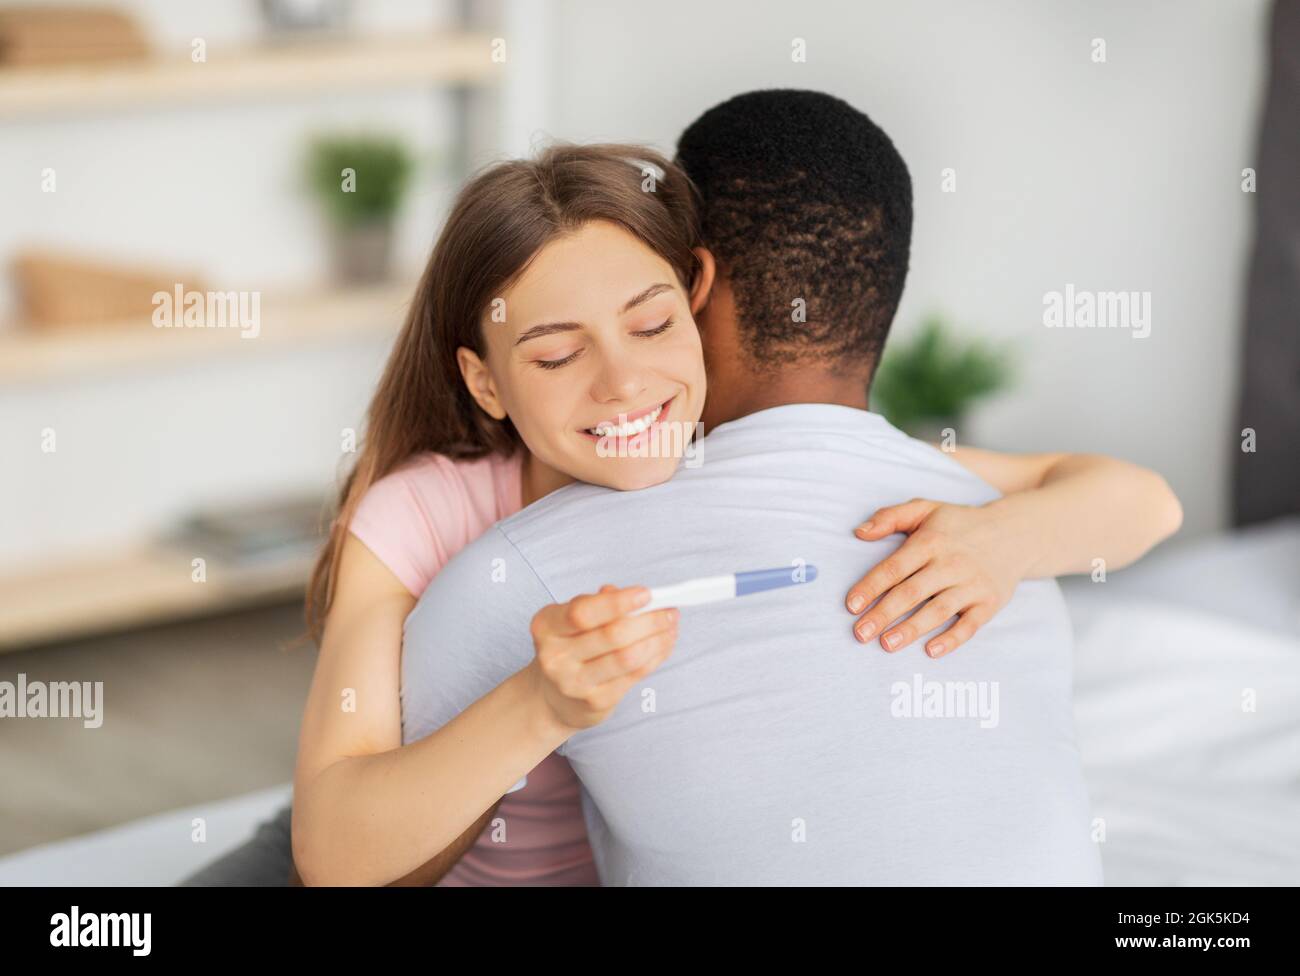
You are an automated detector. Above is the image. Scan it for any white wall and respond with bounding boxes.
[540,0,1270,537]
[0,0,1271,572]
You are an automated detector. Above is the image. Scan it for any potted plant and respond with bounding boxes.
[306,133,415,284]
[870,315,1013,442]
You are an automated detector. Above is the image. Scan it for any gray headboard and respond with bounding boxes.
[1234,0,1300,526]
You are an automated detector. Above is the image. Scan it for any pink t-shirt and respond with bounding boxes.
[348,450,598,886]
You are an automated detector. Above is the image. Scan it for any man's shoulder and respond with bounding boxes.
[401,521,553,745]
[496,407,1005,564]
[404,522,557,634]
[497,474,681,553]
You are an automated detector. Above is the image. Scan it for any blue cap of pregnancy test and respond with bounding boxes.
[735,565,818,596]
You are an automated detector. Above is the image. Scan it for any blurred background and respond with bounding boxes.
[1,0,1296,885]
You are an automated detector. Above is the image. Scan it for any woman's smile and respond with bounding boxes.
[579,395,674,442]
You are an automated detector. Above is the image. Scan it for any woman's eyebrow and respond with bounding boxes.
[514,283,675,346]
[514,322,580,346]
[621,282,674,312]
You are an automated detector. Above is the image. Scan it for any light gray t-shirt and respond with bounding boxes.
[401,404,1103,885]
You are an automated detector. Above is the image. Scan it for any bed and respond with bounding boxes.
[2,518,1296,886]
[1063,516,1300,885]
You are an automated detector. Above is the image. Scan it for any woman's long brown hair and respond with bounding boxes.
[304,144,702,643]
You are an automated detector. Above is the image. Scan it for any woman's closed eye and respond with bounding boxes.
[633,316,674,339]
[534,350,581,370]
[531,318,675,371]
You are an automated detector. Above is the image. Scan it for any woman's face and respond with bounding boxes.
[459,220,710,491]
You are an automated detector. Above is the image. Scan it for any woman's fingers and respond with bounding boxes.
[845,532,933,615]
[853,498,941,541]
[924,604,996,658]
[594,634,679,709]
[571,607,679,670]
[530,585,678,730]
[852,566,949,646]
[534,585,649,640]
[878,587,973,654]
[565,585,651,634]
[628,639,675,680]
[583,624,678,687]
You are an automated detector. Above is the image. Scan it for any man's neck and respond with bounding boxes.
[716,368,872,428]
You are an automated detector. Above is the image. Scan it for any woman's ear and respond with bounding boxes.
[456,346,508,421]
[689,247,716,316]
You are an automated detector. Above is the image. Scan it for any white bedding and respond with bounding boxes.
[1069,599,1300,885]
[3,520,1296,886]
[0,783,291,886]
[1062,516,1300,886]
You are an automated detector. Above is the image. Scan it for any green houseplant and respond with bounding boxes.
[870,315,1013,439]
[306,134,415,284]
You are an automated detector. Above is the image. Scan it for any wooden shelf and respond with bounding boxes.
[0,280,414,384]
[0,544,314,653]
[0,32,496,119]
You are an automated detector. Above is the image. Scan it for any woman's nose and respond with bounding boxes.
[587,345,648,404]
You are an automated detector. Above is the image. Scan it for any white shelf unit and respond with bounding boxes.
[1,24,497,650]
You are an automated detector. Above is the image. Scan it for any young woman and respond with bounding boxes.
[269,144,1182,886]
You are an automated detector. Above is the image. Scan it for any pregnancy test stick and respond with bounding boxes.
[632,565,818,615]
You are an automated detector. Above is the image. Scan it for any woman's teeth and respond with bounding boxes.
[589,403,663,438]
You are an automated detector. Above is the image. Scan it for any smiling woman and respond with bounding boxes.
[455,220,712,495]
[305,144,712,645]
[281,144,716,887]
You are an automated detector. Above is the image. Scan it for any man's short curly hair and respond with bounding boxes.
[676,89,913,374]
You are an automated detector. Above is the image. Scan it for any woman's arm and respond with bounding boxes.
[938,446,1183,575]
[291,535,563,886]
[291,535,678,886]
[843,447,1182,658]
[289,802,500,886]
